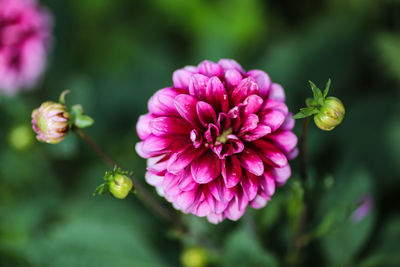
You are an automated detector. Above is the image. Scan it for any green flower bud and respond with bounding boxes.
[314,97,345,131]
[31,101,70,144]
[180,246,207,267]
[8,124,34,150]
[109,174,133,199]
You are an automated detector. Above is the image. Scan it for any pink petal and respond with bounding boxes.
[250,195,269,209]
[194,200,211,217]
[247,70,271,97]
[208,177,234,203]
[176,188,201,212]
[189,74,209,100]
[145,172,163,186]
[280,115,295,131]
[243,94,264,114]
[147,155,169,175]
[237,148,264,176]
[241,172,259,201]
[231,77,259,105]
[260,171,276,197]
[191,151,220,184]
[206,76,229,113]
[190,129,203,148]
[262,99,289,115]
[273,164,292,185]
[173,69,193,89]
[287,148,299,160]
[238,114,259,135]
[196,101,217,127]
[259,109,286,132]
[267,130,298,154]
[218,59,245,73]
[174,94,201,128]
[224,69,243,89]
[253,139,288,168]
[221,156,242,188]
[148,87,181,116]
[177,168,198,191]
[204,123,219,143]
[269,83,285,102]
[167,145,200,174]
[141,135,174,156]
[150,116,191,136]
[135,142,151,158]
[198,60,223,77]
[242,124,271,142]
[136,114,154,140]
[207,213,225,224]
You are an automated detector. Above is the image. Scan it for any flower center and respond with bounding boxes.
[216,128,232,144]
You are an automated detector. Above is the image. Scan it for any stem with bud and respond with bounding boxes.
[73,127,184,229]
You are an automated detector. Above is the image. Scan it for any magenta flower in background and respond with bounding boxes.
[136,59,298,223]
[0,0,52,94]
[352,195,373,222]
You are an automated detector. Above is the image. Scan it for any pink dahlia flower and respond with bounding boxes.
[136,59,298,223]
[0,0,52,94]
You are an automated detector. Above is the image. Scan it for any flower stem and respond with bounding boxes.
[287,117,310,266]
[300,117,310,182]
[73,127,183,229]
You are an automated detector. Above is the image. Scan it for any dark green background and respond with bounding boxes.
[1,0,400,266]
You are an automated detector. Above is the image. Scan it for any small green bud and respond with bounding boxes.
[314,97,345,131]
[109,174,133,199]
[8,124,34,150]
[180,246,207,267]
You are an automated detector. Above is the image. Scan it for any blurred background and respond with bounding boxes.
[1,0,400,266]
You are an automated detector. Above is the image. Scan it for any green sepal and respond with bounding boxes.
[309,80,324,106]
[293,107,319,119]
[323,78,331,98]
[93,182,109,196]
[70,104,94,128]
[59,90,70,105]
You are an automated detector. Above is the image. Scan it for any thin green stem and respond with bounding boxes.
[73,127,183,229]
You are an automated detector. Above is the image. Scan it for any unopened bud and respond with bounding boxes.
[180,246,207,267]
[314,97,345,131]
[31,101,70,144]
[109,174,133,199]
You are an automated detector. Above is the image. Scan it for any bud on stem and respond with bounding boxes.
[293,79,345,131]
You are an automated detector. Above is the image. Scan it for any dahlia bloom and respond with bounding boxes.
[32,101,69,144]
[136,59,298,223]
[0,0,52,94]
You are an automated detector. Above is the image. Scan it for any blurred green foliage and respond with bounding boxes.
[1,0,400,266]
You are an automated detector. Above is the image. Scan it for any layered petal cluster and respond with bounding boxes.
[32,101,69,144]
[136,59,298,223]
[0,0,52,94]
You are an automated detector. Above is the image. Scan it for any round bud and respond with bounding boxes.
[180,246,207,267]
[314,97,345,131]
[109,174,133,199]
[9,124,34,150]
[31,101,70,144]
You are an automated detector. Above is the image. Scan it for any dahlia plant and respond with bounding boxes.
[0,0,52,94]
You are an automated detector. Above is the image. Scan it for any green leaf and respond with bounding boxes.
[74,115,94,128]
[293,107,319,119]
[309,80,324,105]
[323,78,331,98]
[223,228,278,267]
[59,90,70,105]
[70,104,94,128]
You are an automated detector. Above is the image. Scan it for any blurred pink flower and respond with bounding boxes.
[0,0,52,94]
[352,195,373,222]
[136,59,298,223]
